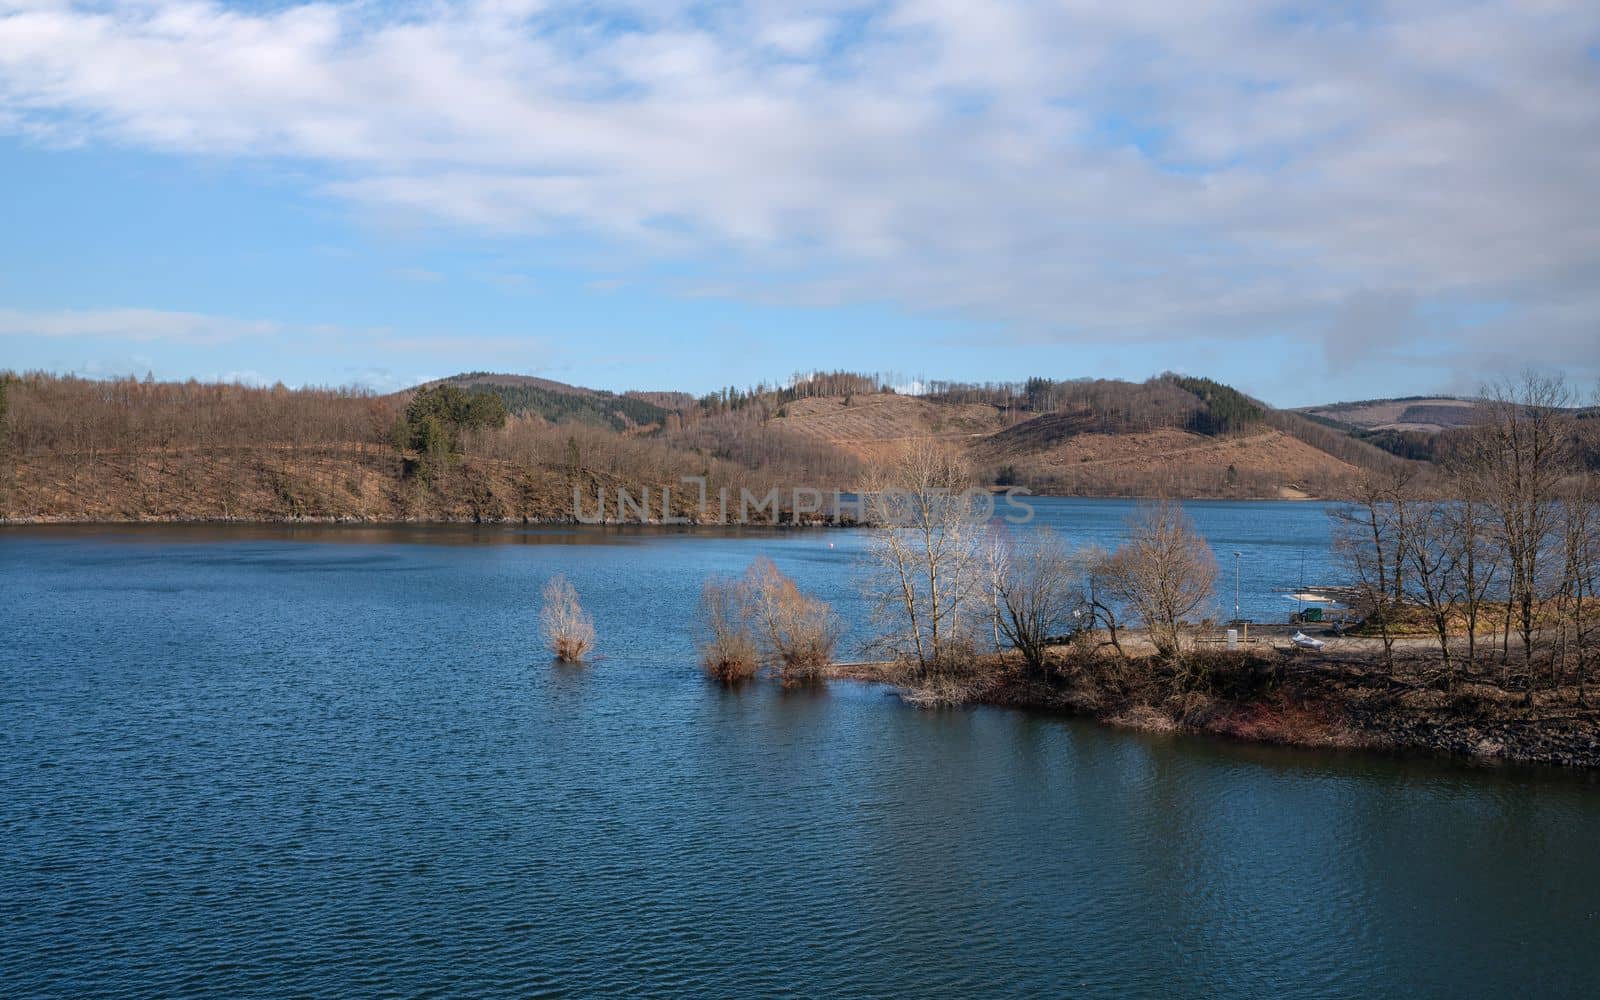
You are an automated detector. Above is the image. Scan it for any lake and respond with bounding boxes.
[3,499,1597,998]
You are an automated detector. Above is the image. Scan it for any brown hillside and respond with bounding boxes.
[974,425,1364,498]
[771,393,1371,498]
[2,449,707,524]
[769,394,1006,462]
[1302,397,1480,433]
[0,371,1427,520]
[980,409,1100,453]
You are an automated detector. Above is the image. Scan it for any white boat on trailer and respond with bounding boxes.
[1290,631,1326,651]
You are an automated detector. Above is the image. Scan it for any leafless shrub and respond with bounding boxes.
[698,576,761,684]
[540,574,595,662]
[698,559,839,686]
[898,672,985,708]
[743,557,841,686]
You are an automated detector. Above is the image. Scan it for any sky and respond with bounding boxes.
[0,0,1597,407]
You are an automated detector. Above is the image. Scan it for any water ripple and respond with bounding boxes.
[4,526,1599,998]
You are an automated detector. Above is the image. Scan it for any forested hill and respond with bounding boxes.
[0,368,1548,523]
[418,372,671,432]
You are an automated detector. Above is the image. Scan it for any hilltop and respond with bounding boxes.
[416,372,673,432]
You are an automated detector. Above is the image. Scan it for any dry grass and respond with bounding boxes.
[1104,703,1181,733]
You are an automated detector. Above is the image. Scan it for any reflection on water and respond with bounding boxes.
[3,502,1598,998]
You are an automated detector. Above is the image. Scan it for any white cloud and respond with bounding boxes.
[214,369,272,387]
[0,1,1597,382]
[0,303,555,361]
[0,306,279,343]
[337,367,412,393]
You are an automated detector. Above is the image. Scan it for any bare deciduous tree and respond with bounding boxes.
[1400,496,1464,689]
[1556,473,1597,703]
[540,575,595,662]
[989,527,1088,675]
[1465,373,1575,699]
[861,441,991,675]
[1439,468,1500,671]
[1076,543,1127,659]
[1100,500,1217,667]
[1331,471,1412,673]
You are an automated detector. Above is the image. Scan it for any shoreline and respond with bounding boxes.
[0,492,1324,528]
[0,514,851,528]
[827,649,1600,771]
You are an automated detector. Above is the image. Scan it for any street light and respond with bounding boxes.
[1232,551,1242,624]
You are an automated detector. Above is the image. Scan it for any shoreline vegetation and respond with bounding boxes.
[823,640,1600,770]
[694,373,1598,770]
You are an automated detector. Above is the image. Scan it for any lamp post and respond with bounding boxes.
[1233,551,1242,624]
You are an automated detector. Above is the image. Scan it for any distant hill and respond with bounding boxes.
[755,373,1417,498]
[1298,396,1483,434]
[1298,394,1600,467]
[365,371,1479,497]
[416,372,673,432]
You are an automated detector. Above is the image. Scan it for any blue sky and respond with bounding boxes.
[2,0,1597,406]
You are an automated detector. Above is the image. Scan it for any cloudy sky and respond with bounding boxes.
[1,0,1596,404]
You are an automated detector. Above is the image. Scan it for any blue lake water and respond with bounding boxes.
[3,499,1598,998]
